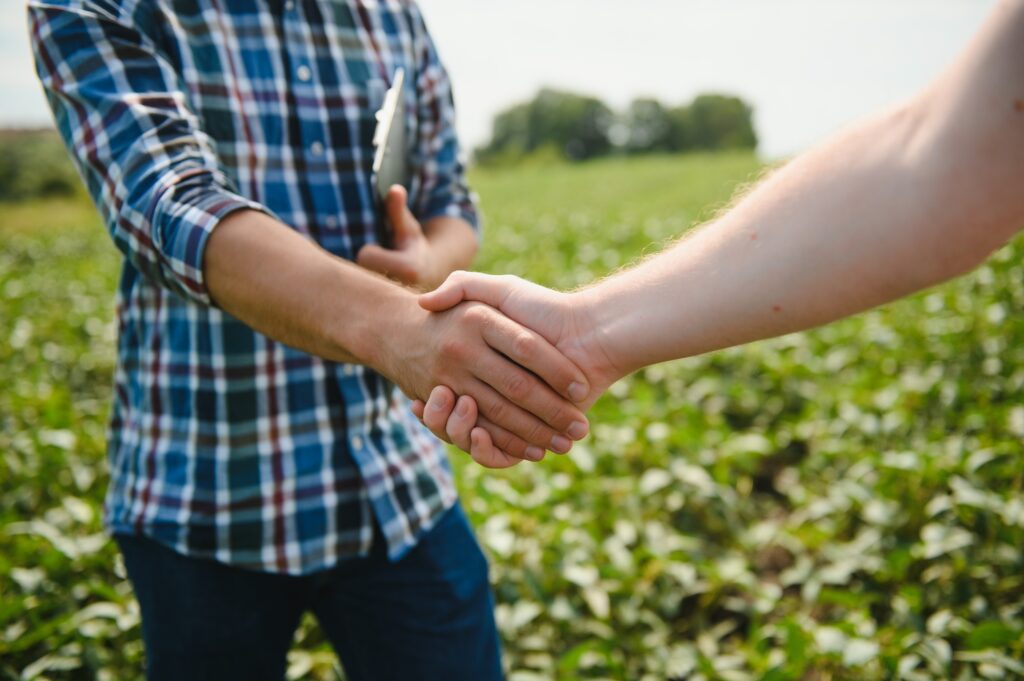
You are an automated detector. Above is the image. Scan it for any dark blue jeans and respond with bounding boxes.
[115,504,503,681]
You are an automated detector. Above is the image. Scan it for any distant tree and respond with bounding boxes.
[478,89,613,163]
[477,89,757,164]
[684,94,758,151]
[623,98,672,155]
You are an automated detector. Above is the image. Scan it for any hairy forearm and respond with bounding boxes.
[204,209,407,365]
[583,107,947,375]
[584,0,1024,378]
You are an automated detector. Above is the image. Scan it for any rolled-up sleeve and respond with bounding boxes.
[408,4,480,234]
[28,0,269,305]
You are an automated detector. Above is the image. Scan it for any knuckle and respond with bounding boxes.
[511,333,536,361]
[504,373,531,401]
[440,336,468,360]
[524,420,550,446]
[462,303,487,323]
[485,398,508,424]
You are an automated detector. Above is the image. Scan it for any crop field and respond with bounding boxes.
[2,152,1022,680]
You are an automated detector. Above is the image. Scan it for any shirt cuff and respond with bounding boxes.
[151,179,272,306]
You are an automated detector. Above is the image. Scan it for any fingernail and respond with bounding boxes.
[456,399,471,417]
[525,446,546,462]
[429,398,448,412]
[550,435,572,454]
[568,421,589,440]
[568,382,588,402]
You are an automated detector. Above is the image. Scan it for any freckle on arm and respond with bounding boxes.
[1015,99,1024,113]
[772,305,783,313]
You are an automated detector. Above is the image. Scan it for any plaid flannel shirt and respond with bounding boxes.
[29,0,477,574]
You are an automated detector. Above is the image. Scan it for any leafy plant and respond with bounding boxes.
[2,152,1022,680]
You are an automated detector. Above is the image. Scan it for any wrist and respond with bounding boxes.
[328,274,421,372]
[569,286,630,389]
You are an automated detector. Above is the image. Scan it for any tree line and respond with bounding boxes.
[476,89,758,165]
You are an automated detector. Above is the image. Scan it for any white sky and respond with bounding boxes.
[2,0,997,158]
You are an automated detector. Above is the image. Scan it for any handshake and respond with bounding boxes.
[393,270,623,470]
[357,187,631,469]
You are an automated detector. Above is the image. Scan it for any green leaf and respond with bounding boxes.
[965,622,1021,651]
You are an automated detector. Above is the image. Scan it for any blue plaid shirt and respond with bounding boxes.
[29,0,477,574]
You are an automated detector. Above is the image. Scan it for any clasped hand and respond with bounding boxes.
[411,272,622,468]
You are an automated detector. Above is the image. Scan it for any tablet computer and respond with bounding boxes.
[372,67,410,246]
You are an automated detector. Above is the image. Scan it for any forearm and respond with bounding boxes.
[584,0,1024,378]
[205,209,406,365]
[582,108,949,375]
[423,215,478,286]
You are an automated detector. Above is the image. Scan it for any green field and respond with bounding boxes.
[2,153,1023,680]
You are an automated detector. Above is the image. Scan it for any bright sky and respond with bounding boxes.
[2,0,997,158]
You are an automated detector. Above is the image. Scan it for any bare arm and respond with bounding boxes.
[585,0,1024,376]
[416,0,1024,459]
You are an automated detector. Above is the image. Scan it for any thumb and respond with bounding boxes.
[419,271,507,312]
[385,185,421,245]
[357,244,415,284]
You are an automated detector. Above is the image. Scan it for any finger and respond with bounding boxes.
[468,376,574,456]
[421,385,457,444]
[469,427,524,469]
[419,271,508,312]
[356,244,416,284]
[474,414,546,463]
[481,314,592,410]
[411,400,425,420]
[444,395,478,452]
[386,185,422,245]
[420,388,519,466]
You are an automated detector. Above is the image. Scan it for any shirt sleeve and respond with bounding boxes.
[28,0,271,306]
[407,4,481,234]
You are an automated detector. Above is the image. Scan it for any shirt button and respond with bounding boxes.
[296,65,311,82]
[342,362,354,375]
[324,215,338,228]
[284,0,295,10]
[310,141,324,156]
[351,436,364,451]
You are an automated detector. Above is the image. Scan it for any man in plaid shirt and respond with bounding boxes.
[29,0,593,678]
